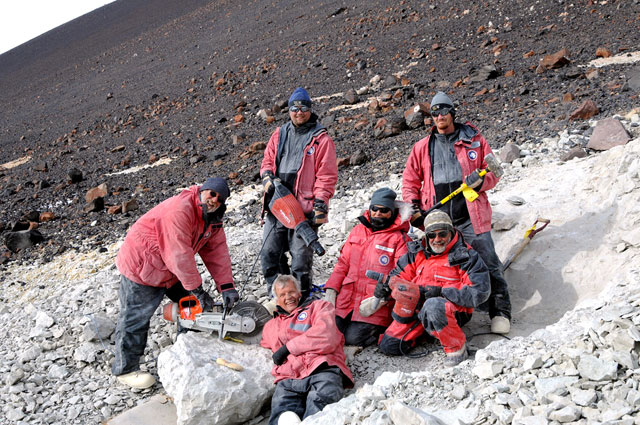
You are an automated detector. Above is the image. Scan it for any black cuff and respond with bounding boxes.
[219,283,235,292]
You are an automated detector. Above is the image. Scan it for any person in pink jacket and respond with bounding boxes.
[113,177,239,389]
[260,87,338,300]
[402,91,510,335]
[323,188,410,347]
[261,275,353,425]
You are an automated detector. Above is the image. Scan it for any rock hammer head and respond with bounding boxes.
[484,153,504,178]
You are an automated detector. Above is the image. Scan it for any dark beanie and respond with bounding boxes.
[370,187,397,210]
[200,177,230,202]
[288,87,312,107]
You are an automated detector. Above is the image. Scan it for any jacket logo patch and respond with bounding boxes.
[297,311,308,321]
[375,245,394,253]
[379,254,390,266]
[468,150,478,160]
[307,147,315,155]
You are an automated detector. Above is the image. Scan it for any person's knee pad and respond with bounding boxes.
[418,297,447,333]
[378,334,403,356]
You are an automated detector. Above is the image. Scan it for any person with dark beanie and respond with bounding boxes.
[323,188,411,347]
[260,87,338,301]
[113,177,239,389]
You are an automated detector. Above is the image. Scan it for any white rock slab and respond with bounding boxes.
[158,333,274,425]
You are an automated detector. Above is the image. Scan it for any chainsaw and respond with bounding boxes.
[162,296,271,344]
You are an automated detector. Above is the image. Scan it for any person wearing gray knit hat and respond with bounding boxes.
[402,90,512,335]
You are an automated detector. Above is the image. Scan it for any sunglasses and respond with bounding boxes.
[370,205,391,214]
[426,230,449,239]
[430,105,452,117]
[289,105,310,113]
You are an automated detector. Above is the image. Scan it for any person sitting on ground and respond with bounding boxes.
[375,210,490,366]
[323,187,410,347]
[261,275,354,425]
[112,177,240,389]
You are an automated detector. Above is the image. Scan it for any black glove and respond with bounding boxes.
[272,345,290,365]
[262,171,275,196]
[419,285,442,299]
[409,199,425,227]
[191,286,215,311]
[373,275,391,300]
[222,288,240,309]
[465,169,484,190]
[312,199,328,225]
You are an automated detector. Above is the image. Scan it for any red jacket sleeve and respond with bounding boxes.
[286,301,343,356]
[155,205,202,290]
[260,128,279,177]
[198,227,235,291]
[402,139,427,203]
[312,133,338,205]
[324,233,355,292]
[260,319,280,352]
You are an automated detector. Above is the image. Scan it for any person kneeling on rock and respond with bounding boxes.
[112,177,240,389]
[261,275,354,425]
[323,187,411,347]
[372,210,490,366]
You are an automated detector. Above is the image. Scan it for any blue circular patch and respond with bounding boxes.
[307,147,315,155]
[468,150,478,160]
[297,311,308,321]
[379,254,390,266]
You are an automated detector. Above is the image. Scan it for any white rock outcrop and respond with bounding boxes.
[157,333,274,425]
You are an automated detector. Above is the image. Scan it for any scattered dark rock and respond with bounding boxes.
[83,197,104,213]
[343,89,359,105]
[337,157,351,168]
[4,229,44,253]
[33,162,48,172]
[374,116,406,139]
[469,65,499,82]
[39,212,56,222]
[38,180,51,190]
[350,150,368,166]
[499,144,521,163]
[540,48,571,70]
[11,221,31,232]
[560,147,588,162]
[22,211,41,222]
[108,205,123,214]
[68,168,83,184]
[85,183,108,203]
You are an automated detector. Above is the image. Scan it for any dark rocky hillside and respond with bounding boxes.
[1,0,639,266]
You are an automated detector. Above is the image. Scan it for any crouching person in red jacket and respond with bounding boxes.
[261,275,354,425]
[324,188,410,347]
[113,177,240,389]
[378,210,490,366]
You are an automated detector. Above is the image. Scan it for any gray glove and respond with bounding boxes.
[262,171,275,196]
[323,288,337,306]
[465,169,484,190]
[222,288,240,309]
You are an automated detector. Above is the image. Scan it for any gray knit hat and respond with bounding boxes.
[200,177,230,202]
[370,187,397,210]
[424,210,453,233]
[430,91,454,109]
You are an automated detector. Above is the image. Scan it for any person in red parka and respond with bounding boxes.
[261,275,353,425]
[377,210,490,366]
[402,91,511,335]
[323,188,410,347]
[113,177,239,389]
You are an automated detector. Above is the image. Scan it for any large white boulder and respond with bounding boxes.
[158,333,274,425]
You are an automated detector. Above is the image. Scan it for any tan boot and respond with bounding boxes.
[116,371,156,389]
[278,411,302,425]
[491,316,511,334]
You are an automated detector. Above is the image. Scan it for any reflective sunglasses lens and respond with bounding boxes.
[427,231,448,239]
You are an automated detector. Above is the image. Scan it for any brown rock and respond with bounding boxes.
[560,147,588,162]
[343,89,359,105]
[499,144,521,163]
[266,116,276,124]
[523,51,535,58]
[107,205,122,215]
[233,114,244,123]
[474,88,488,96]
[121,154,132,166]
[28,221,39,230]
[249,141,267,152]
[148,154,159,164]
[350,150,368,166]
[587,118,631,151]
[569,100,599,121]
[85,183,108,203]
[228,172,239,179]
[337,157,351,168]
[213,159,224,167]
[504,70,515,77]
[354,119,369,131]
[596,47,612,58]
[541,48,570,70]
[111,145,126,153]
[122,199,139,213]
[562,93,574,102]
[34,162,48,172]
[39,212,56,222]
[231,134,244,145]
